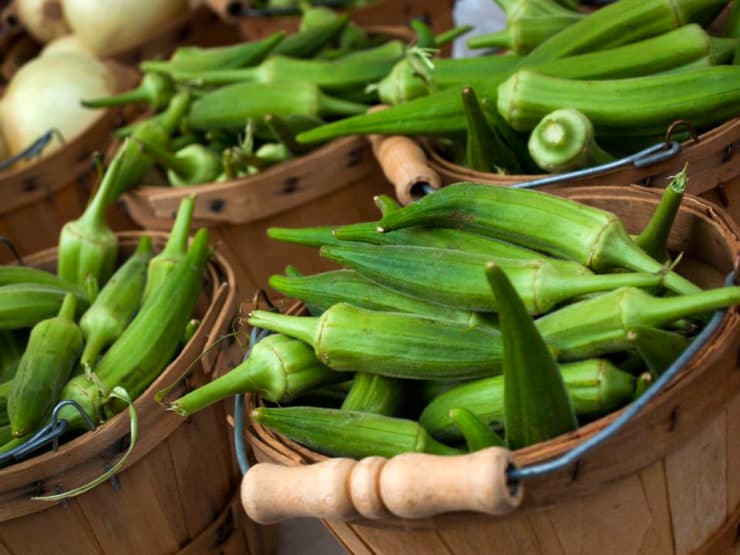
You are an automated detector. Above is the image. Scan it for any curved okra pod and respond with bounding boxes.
[140,31,286,74]
[251,406,463,459]
[135,139,222,187]
[449,407,505,452]
[0,284,88,330]
[340,373,404,417]
[376,183,701,296]
[486,263,577,449]
[420,359,635,442]
[320,244,665,315]
[170,334,346,417]
[0,266,84,295]
[79,236,153,374]
[82,73,174,110]
[8,294,84,437]
[248,304,504,380]
[634,166,686,262]
[273,16,350,58]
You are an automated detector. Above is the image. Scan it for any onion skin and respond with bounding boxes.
[41,34,94,57]
[15,0,71,43]
[61,0,190,56]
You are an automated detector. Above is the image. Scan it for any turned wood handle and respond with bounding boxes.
[241,447,522,524]
[367,106,441,205]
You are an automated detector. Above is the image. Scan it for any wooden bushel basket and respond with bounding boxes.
[424,118,740,221]
[245,185,740,555]
[205,0,454,41]
[0,232,271,555]
[120,135,396,295]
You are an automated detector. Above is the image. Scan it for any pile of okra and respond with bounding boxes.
[82,5,468,192]
[0,154,206,458]
[172,170,740,457]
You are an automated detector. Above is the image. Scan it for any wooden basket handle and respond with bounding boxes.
[367,105,441,205]
[241,447,523,524]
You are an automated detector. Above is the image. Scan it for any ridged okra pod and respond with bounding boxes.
[140,31,285,74]
[536,286,740,360]
[248,303,504,380]
[486,263,577,448]
[143,195,195,303]
[340,373,403,416]
[0,284,87,330]
[79,236,153,373]
[420,359,635,441]
[59,228,211,427]
[322,243,664,315]
[0,266,84,294]
[377,183,700,296]
[252,406,463,458]
[8,294,83,437]
[449,407,505,451]
[497,67,740,135]
[188,81,368,131]
[269,269,484,325]
[273,16,349,58]
[171,333,345,417]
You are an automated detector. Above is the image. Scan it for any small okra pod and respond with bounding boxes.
[626,325,690,377]
[486,263,577,449]
[377,182,701,296]
[143,194,195,303]
[0,379,13,426]
[340,373,404,417]
[136,139,222,187]
[419,359,635,442]
[82,72,174,110]
[273,16,350,58]
[449,407,505,452]
[634,166,686,263]
[248,303,504,380]
[251,406,463,459]
[0,284,87,330]
[8,294,84,437]
[536,286,740,360]
[321,244,665,315]
[269,269,484,325]
[181,319,200,347]
[170,333,346,417]
[79,236,153,374]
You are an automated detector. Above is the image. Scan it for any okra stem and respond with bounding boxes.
[635,166,686,262]
[267,226,344,248]
[247,311,319,346]
[82,73,174,110]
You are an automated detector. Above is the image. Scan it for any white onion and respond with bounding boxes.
[0,52,116,166]
[15,0,71,43]
[40,34,94,57]
[61,0,190,57]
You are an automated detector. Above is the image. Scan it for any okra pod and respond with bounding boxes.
[340,373,403,416]
[377,183,700,296]
[252,406,463,458]
[136,139,222,187]
[0,284,87,329]
[420,359,635,441]
[188,81,368,131]
[8,294,83,437]
[83,72,174,110]
[626,325,690,376]
[248,304,504,380]
[0,266,84,295]
[273,16,350,58]
[320,244,665,315]
[0,331,24,382]
[0,379,12,425]
[449,407,505,451]
[79,236,153,373]
[536,286,740,360]
[635,166,686,262]
[140,32,286,74]
[170,333,345,417]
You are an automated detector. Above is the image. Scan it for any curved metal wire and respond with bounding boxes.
[0,129,65,171]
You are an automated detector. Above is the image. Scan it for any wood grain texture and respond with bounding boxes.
[726,391,740,513]
[638,461,675,555]
[324,521,377,555]
[666,411,728,555]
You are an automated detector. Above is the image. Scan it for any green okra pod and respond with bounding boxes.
[79,236,153,374]
[0,284,88,330]
[188,81,368,131]
[143,195,195,303]
[171,333,346,417]
[136,139,222,187]
[8,294,84,437]
[420,359,635,441]
[273,16,350,58]
[486,263,577,449]
[462,87,522,174]
[140,31,286,74]
[626,325,691,376]
[340,373,404,416]
[0,266,84,295]
[535,286,740,360]
[268,269,483,325]
[251,406,463,458]
[248,303,504,380]
[449,407,505,452]
[83,72,174,110]
[377,182,700,296]
[320,244,665,315]
[635,166,686,262]
[0,331,24,382]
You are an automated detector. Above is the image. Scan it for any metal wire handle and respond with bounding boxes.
[0,129,65,171]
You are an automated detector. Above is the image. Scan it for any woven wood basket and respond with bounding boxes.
[205,0,454,41]
[0,231,272,555]
[245,185,740,555]
[423,118,740,222]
